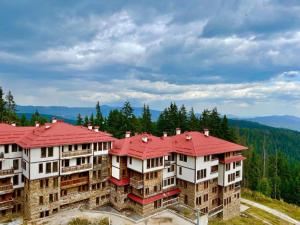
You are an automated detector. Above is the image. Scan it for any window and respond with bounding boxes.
[225,163,230,171]
[40,212,44,218]
[53,162,58,172]
[53,178,58,188]
[22,160,26,170]
[13,159,19,170]
[48,147,53,157]
[13,175,19,185]
[68,145,72,151]
[0,161,2,170]
[45,179,49,187]
[197,169,207,179]
[116,156,119,163]
[103,142,108,150]
[204,181,208,189]
[204,194,208,202]
[196,196,201,205]
[39,196,43,205]
[129,157,132,164]
[204,155,210,162]
[12,144,18,152]
[236,170,240,178]
[39,164,43,173]
[46,163,51,174]
[212,186,218,193]
[4,145,9,154]
[179,167,182,175]
[236,161,241,167]
[49,194,53,203]
[179,154,187,162]
[41,148,47,158]
[40,180,43,188]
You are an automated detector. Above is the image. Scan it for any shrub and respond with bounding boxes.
[68,217,91,225]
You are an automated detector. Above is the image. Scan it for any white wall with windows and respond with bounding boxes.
[195,155,219,183]
[30,160,59,180]
[127,157,143,173]
[30,146,59,163]
[143,157,164,173]
[218,160,243,186]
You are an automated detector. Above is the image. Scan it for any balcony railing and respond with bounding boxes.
[162,197,179,207]
[0,168,14,177]
[0,198,14,210]
[62,163,92,173]
[62,149,92,158]
[130,177,144,189]
[0,184,13,193]
[61,177,89,187]
[209,205,223,217]
[93,161,108,170]
[164,160,171,166]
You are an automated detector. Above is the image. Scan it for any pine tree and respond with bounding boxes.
[76,114,83,125]
[178,105,188,132]
[141,104,152,133]
[188,108,199,131]
[19,114,27,126]
[84,115,89,127]
[4,90,17,122]
[0,87,6,122]
[121,101,136,133]
[221,115,232,141]
[95,101,104,130]
[89,113,94,126]
[106,109,124,138]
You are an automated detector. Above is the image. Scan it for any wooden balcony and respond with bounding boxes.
[130,177,144,189]
[0,198,14,210]
[162,197,179,207]
[164,160,171,166]
[93,161,108,170]
[0,184,13,194]
[209,205,223,217]
[61,177,89,188]
[62,149,92,158]
[62,163,92,173]
[0,168,14,177]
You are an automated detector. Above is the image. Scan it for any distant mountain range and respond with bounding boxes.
[16,105,300,132]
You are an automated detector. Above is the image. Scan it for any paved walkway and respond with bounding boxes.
[39,208,196,225]
[241,198,300,225]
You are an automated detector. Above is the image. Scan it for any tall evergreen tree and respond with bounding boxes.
[89,113,94,126]
[83,115,89,127]
[0,87,6,122]
[106,109,124,138]
[95,101,104,130]
[76,113,83,125]
[178,105,188,132]
[121,101,136,133]
[4,90,17,122]
[188,108,199,131]
[141,104,152,133]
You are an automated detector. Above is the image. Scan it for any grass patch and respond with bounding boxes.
[209,212,267,225]
[242,188,300,221]
[246,205,293,225]
[67,217,109,225]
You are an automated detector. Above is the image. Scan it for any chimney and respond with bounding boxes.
[45,124,51,129]
[163,131,168,137]
[204,129,209,137]
[142,136,148,143]
[52,117,57,123]
[88,124,93,130]
[186,134,192,140]
[35,121,40,127]
[176,128,181,135]
[94,126,99,132]
[125,131,131,138]
[11,122,16,127]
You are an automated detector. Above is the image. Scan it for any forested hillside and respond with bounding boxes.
[1,87,299,206]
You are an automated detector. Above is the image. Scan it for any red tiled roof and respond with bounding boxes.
[110,133,171,159]
[110,131,247,159]
[127,188,181,205]
[108,177,130,186]
[0,122,115,148]
[0,124,35,145]
[219,155,246,164]
[171,131,247,157]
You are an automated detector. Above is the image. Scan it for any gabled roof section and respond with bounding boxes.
[0,122,115,148]
[110,131,247,159]
[110,133,170,160]
[0,123,35,145]
[172,131,247,156]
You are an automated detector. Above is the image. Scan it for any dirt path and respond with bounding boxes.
[241,198,300,225]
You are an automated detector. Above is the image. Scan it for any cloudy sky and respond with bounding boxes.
[1,0,300,116]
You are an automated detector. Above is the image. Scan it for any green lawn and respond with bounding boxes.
[242,188,300,221]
